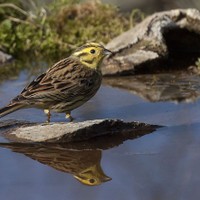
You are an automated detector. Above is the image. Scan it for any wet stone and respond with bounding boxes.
[0,119,159,143]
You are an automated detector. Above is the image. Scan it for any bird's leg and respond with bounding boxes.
[44,109,51,123]
[65,112,74,122]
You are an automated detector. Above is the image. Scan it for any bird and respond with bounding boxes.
[0,143,111,186]
[0,42,112,122]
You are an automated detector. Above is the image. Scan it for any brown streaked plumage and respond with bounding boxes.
[0,42,112,122]
[0,143,111,186]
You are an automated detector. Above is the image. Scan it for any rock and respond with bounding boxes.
[0,119,159,143]
[102,9,200,76]
[0,51,13,65]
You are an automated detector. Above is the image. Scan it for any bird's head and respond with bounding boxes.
[72,42,112,70]
[74,164,111,186]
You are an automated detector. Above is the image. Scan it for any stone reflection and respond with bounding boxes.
[104,73,200,102]
[0,125,157,186]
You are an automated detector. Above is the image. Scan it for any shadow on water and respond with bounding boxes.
[0,125,158,186]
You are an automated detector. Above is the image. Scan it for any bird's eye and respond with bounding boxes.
[89,179,95,184]
[90,49,96,54]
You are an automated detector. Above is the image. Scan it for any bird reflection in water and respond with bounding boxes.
[0,124,158,186]
[0,143,111,186]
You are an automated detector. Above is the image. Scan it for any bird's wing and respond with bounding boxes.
[21,58,75,96]
[12,58,100,104]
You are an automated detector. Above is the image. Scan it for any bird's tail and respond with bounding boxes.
[0,103,24,118]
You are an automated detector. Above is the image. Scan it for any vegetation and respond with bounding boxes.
[0,0,144,60]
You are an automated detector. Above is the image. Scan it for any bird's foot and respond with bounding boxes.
[65,112,74,122]
[44,109,51,123]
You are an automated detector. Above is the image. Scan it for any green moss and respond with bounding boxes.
[0,0,144,60]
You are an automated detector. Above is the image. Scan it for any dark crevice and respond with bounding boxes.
[163,27,200,55]
[134,27,200,74]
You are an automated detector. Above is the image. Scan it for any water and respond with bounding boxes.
[1,66,200,199]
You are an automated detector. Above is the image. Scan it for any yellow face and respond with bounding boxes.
[72,42,112,69]
[73,164,111,186]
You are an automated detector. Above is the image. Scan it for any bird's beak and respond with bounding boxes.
[102,175,112,182]
[103,48,112,56]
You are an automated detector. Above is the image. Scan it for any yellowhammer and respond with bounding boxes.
[0,42,112,122]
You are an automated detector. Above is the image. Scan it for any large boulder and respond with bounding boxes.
[102,9,200,76]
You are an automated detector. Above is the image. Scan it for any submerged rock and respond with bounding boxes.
[102,9,200,76]
[0,119,159,143]
[0,51,13,65]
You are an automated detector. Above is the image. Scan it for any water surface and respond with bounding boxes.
[0,67,200,200]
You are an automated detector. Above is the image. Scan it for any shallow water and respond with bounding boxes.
[1,68,200,199]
